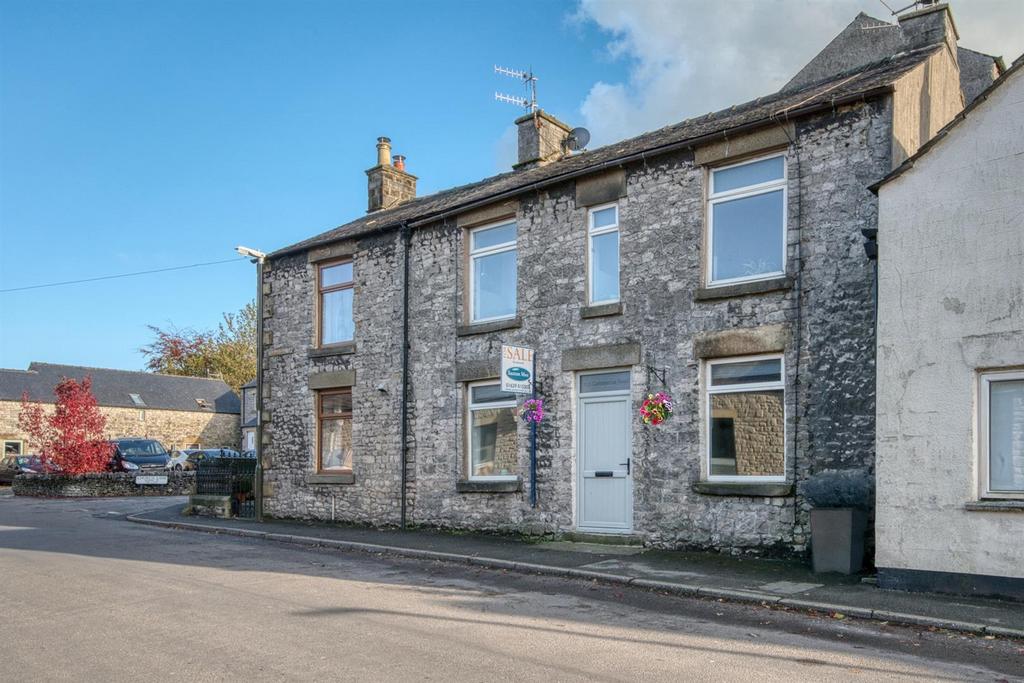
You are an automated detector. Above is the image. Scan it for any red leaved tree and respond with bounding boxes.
[19,376,114,474]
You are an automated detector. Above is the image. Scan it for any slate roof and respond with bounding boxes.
[0,363,241,414]
[872,53,1024,191]
[272,43,941,259]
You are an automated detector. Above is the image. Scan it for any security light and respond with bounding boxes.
[236,245,267,261]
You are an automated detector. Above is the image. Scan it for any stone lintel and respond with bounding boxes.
[575,169,627,208]
[561,342,640,372]
[308,241,357,263]
[456,360,501,383]
[693,324,789,359]
[456,201,517,229]
[694,123,795,166]
[308,370,356,390]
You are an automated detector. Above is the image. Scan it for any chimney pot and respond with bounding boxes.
[376,137,392,167]
[393,155,406,172]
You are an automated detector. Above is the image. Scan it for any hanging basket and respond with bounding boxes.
[639,392,674,426]
[519,397,545,424]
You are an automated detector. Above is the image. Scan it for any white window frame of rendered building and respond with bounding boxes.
[468,219,518,324]
[978,369,1024,500]
[706,152,787,287]
[705,353,786,483]
[587,202,620,305]
[3,440,24,456]
[465,380,519,481]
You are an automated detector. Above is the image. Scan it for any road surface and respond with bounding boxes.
[1,494,1021,681]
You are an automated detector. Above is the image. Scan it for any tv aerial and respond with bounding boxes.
[494,65,538,113]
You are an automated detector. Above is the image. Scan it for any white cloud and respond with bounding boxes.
[573,0,1024,147]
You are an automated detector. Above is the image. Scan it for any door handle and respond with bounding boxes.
[620,459,631,475]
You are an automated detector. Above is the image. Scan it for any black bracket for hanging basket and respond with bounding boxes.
[646,366,667,388]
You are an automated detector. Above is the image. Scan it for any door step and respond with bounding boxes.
[559,531,644,547]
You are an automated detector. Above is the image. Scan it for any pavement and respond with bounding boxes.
[128,502,1024,640]
[4,495,1023,681]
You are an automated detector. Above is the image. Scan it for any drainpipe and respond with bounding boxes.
[399,222,411,528]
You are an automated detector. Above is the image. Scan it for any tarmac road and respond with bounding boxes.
[1,494,1021,682]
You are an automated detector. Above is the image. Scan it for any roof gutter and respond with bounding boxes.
[271,85,894,258]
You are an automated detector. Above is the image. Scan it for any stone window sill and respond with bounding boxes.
[694,276,793,302]
[692,481,793,497]
[964,500,1024,513]
[456,478,521,493]
[581,302,623,319]
[308,342,356,359]
[307,472,355,485]
[457,317,522,337]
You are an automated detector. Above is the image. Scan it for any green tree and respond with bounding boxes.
[141,301,256,393]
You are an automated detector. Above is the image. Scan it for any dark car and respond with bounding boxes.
[109,438,170,472]
[0,455,44,484]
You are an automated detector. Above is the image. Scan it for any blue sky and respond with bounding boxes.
[2,0,1021,372]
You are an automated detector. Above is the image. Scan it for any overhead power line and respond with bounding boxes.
[0,257,249,293]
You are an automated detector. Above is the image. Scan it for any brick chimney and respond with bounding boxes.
[366,136,417,213]
[514,110,572,170]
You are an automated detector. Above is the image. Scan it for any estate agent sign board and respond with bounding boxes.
[501,345,534,394]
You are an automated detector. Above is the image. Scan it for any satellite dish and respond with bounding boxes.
[564,127,591,152]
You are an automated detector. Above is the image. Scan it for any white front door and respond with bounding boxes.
[577,370,632,533]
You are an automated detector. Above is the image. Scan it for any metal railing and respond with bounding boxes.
[195,458,256,518]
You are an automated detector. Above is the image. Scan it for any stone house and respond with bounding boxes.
[240,379,258,452]
[872,56,1023,599]
[0,362,240,454]
[258,5,1000,554]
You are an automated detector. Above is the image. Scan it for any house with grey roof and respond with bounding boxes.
[872,55,1024,599]
[0,362,241,456]
[256,4,1002,556]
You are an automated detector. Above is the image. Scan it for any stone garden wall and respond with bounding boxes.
[12,472,195,498]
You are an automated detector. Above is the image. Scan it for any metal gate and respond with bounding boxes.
[195,457,256,518]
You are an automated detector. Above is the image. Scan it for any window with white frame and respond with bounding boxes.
[707,154,786,286]
[706,355,785,481]
[588,203,620,305]
[469,220,517,323]
[979,370,1024,499]
[3,440,23,456]
[466,381,518,479]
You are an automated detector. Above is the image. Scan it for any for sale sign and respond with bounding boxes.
[500,345,534,394]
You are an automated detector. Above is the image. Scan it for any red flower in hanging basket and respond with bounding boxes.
[639,392,674,426]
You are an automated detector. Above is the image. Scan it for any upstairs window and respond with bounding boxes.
[706,355,785,482]
[979,370,1024,499]
[707,154,786,286]
[469,220,517,323]
[319,260,354,346]
[588,203,620,305]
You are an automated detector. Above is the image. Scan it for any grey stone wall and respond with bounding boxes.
[262,98,890,555]
[13,472,195,497]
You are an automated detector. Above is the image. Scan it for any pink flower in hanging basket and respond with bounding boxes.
[639,392,673,426]
[520,398,545,424]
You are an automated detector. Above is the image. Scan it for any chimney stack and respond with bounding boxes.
[366,137,416,213]
[897,1,958,55]
[514,110,572,170]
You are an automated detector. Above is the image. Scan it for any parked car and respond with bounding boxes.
[108,438,170,472]
[0,455,44,484]
[165,450,193,471]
